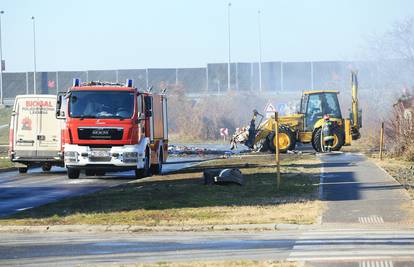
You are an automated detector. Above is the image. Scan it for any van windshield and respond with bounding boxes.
[69,91,135,119]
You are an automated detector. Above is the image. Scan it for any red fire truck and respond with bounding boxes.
[56,79,168,179]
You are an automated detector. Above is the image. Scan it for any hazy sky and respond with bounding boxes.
[1,0,414,72]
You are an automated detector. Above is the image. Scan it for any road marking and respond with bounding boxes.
[288,229,414,262]
[358,216,384,224]
[359,261,393,267]
[319,166,325,200]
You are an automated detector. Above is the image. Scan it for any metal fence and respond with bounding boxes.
[1,60,411,103]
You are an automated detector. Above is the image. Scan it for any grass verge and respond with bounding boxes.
[0,158,12,169]
[0,107,12,145]
[0,153,323,227]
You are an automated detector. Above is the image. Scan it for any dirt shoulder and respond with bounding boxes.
[371,156,414,223]
[371,157,414,198]
[0,153,323,230]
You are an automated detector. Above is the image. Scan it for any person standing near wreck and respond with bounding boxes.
[322,114,334,152]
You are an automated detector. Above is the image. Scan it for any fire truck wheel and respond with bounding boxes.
[67,168,80,179]
[135,150,150,179]
[151,150,163,175]
[42,164,52,172]
[18,167,28,174]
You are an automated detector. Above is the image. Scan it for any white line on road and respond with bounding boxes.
[319,166,325,200]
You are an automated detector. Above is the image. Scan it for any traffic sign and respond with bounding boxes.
[264,102,276,118]
[220,128,229,137]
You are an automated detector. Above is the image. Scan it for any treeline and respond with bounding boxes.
[167,87,269,141]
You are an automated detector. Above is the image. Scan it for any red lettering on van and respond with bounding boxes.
[26,100,53,107]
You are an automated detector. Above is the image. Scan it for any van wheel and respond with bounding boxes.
[18,167,28,174]
[42,164,52,172]
[95,171,105,176]
[135,150,150,179]
[150,150,163,175]
[67,168,80,179]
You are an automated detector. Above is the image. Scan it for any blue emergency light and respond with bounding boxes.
[126,79,133,87]
[73,78,80,87]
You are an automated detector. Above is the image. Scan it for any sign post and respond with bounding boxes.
[379,122,384,161]
[274,112,281,190]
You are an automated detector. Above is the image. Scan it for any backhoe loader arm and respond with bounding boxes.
[230,109,272,150]
[350,71,362,140]
[351,71,359,129]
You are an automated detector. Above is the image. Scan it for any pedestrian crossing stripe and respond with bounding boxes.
[358,216,384,224]
[359,261,393,267]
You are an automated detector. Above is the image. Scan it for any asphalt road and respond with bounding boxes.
[0,155,209,217]
[319,152,411,224]
[0,228,413,266]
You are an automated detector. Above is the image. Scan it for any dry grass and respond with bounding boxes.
[372,157,414,198]
[0,154,323,227]
[95,260,301,267]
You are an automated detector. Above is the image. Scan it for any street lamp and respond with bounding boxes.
[258,10,263,93]
[0,10,4,105]
[31,16,37,94]
[227,2,231,92]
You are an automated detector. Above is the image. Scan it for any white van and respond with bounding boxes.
[9,95,64,173]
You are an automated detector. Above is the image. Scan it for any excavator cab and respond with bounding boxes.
[300,90,342,131]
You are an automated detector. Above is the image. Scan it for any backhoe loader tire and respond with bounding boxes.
[268,126,296,153]
[312,126,345,152]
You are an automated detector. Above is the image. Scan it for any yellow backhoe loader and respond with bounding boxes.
[231,71,362,153]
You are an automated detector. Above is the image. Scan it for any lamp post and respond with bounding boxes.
[258,10,263,93]
[227,2,231,92]
[31,16,37,94]
[0,11,4,105]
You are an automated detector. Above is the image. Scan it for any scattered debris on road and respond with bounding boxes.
[168,144,247,156]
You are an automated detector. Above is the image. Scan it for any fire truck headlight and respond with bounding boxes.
[123,152,138,163]
[64,151,78,163]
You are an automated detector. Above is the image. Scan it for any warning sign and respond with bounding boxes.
[264,102,276,118]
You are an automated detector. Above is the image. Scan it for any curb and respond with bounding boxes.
[0,223,317,233]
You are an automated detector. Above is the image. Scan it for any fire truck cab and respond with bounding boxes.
[56,79,168,179]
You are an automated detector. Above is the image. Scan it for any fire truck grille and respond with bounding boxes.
[78,127,123,140]
[89,157,112,162]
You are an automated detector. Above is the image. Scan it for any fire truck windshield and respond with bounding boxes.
[69,91,134,119]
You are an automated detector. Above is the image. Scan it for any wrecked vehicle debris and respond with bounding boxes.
[203,168,244,186]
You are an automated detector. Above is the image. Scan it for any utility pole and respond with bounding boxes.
[31,16,37,94]
[258,10,263,93]
[0,11,4,105]
[227,2,231,92]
